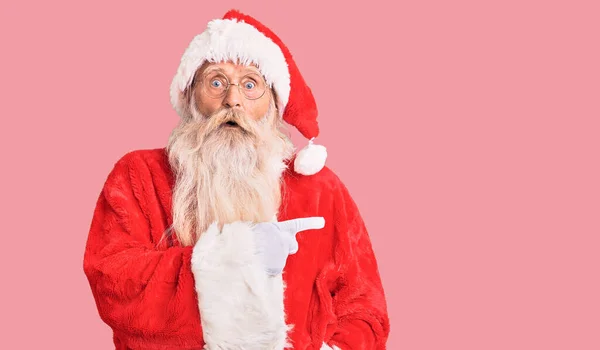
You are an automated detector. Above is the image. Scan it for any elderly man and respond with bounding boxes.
[83,9,390,350]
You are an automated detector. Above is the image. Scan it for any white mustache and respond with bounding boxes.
[205,108,256,135]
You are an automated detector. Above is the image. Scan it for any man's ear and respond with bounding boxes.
[186,75,198,101]
[180,87,192,118]
[180,83,201,121]
[271,87,281,115]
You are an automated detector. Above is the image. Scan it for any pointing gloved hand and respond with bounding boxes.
[252,217,325,276]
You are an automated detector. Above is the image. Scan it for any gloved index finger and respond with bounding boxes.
[276,217,325,235]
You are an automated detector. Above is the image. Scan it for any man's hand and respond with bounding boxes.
[252,217,325,276]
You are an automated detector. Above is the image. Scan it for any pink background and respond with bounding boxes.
[1,0,599,349]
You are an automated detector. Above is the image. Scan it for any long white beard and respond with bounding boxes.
[164,99,294,247]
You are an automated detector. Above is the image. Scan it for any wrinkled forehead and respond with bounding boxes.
[194,60,263,79]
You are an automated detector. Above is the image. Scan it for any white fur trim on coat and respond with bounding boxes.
[170,18,291,118]
[191,221,291,349]
[321,342,342,350]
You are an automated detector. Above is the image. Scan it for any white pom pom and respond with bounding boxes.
[294,138,327,175]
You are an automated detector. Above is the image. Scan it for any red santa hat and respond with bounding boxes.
[170,9,327,176]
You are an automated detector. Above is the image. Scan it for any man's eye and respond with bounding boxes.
[211,80,222,87]
[244,82,255,89]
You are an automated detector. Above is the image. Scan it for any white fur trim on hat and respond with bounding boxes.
[170,18,291,118]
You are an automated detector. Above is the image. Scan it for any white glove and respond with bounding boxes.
[252,217,325,276]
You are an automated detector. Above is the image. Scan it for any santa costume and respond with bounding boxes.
[83,9,390,350]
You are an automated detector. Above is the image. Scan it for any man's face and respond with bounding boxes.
[193,61,272,122]
[167,60,295,243]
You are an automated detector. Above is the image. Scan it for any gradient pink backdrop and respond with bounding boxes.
[1,0,598,349]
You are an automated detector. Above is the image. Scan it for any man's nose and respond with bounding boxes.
[223,85,242,108]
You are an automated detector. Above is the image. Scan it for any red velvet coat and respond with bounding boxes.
[83,147,390,349]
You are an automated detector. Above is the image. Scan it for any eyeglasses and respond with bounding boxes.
[197,71,267,100]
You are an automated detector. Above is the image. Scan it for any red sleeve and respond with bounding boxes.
[82,153,203,348]
[320,177,391,350]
